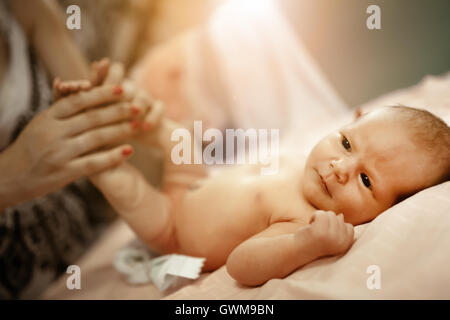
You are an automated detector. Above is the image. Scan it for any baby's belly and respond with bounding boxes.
[174,176,269,270]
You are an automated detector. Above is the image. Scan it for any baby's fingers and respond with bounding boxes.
[127,90,152,118]
[336,213,345,230]
[142,100,165,131]
[346,223,355,242]
[310,210,334,225]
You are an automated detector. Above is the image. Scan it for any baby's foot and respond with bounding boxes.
[90,58,110,86]
[53,77,92,100]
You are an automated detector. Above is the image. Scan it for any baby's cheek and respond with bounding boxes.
[334,188,366,217]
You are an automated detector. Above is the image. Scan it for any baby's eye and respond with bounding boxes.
[360,173,372,189]
[341,135,351,151]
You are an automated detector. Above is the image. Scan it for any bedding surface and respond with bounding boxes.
[42,221,171,299]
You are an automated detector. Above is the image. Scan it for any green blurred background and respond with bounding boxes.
[284,0,450,107]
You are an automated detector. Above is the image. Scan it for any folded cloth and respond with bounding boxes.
[113,241,205,292]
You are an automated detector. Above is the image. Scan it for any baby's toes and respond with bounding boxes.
[67,80,92,93]
[60,82,72,93]
[78,80,93,91]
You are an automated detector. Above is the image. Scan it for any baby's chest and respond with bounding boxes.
[174,173,275,257]
[177,171,310,249]
[178,174,270,229]
[256,177,312,225]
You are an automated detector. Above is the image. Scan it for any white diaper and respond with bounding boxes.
[113,241,205,291]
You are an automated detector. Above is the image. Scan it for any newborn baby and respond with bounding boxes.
[54,82,450,286]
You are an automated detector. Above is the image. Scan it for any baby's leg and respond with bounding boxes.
[90,161,179,253]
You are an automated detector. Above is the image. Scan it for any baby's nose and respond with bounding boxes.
[330,159,350,184]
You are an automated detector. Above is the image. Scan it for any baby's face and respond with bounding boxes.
[302,109,438,225]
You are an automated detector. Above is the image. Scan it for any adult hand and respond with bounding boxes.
[0,82,141,211]
[54,58,166,151]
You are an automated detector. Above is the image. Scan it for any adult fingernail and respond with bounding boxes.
[131,120,141,129]
[143,122,151,131]
[122,147,133,157]
[130,105,140,115]
[113,85,123,95]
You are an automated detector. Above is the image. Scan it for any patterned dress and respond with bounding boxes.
[0,1,115,299]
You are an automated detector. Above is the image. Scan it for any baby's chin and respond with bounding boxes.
[302,182,359,219]
[302,181,382,224]
[301,180,334,211]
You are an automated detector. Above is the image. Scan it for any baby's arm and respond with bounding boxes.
[133,115,209,192]
[90,161,177,252]
[226,211,354,286]
[90,116,207,252]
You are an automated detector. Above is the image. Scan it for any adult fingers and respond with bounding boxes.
[64,101,135,136]
[66,121,138,158]
[50,84,133,119]
[66,144,133,178]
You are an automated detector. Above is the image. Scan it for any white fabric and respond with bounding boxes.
[183,0,348,151]
[113,241,205,291]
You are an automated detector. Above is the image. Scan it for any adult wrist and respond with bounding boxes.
[0,146,25,210]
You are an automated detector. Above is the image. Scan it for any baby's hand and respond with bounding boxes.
[301,210,354,257]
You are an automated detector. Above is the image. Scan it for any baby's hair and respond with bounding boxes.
[388,105,450,184]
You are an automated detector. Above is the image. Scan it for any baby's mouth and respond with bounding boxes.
[318,171,332,197]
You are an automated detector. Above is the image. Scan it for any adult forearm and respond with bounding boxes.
[0,182,15,212]
[0,148,26,211]
[226,231,320,287]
